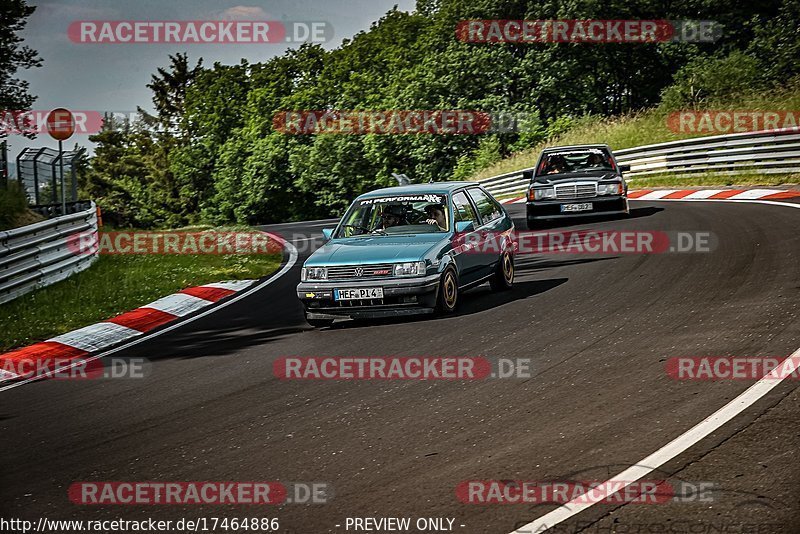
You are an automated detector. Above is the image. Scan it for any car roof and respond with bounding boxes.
[357,181,478,199]
[541,144,611,153]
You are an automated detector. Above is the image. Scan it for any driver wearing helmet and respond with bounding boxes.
[379,204,406,229]
[547,155,569,174]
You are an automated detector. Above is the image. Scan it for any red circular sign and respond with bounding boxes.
[47,108,75,141]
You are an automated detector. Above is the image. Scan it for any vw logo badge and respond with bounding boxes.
[354,267,364,277]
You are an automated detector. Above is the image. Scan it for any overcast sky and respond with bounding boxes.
[7,0,416,160]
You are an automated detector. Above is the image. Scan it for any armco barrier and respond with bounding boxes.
[479,128,800,196]
[0,202,98,305]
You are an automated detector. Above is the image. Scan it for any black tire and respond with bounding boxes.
[526,219,541,230]
[305,314,334,328]
[489,251,514,291]
[435,268,459,314]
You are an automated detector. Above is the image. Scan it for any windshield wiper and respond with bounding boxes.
[370,228,387,236]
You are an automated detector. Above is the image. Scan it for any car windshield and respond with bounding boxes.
[538,149,614,176]
[335,194,450,238]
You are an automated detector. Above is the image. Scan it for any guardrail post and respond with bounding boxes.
[50,156,58,205]
[0,141,7,189]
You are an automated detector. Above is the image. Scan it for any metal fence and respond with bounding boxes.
[479,128,800,196]
[0,202,98,305]
[14,146,86,206]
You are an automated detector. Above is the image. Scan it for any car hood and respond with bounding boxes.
[305,234,448,266]
[533,171,619,184]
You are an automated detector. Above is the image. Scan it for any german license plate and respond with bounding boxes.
[334,287,384,300]
[561,203,593,213]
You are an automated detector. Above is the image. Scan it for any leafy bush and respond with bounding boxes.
[0,181,30,230]
[660,51,766,110]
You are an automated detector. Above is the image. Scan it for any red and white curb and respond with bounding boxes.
[502,188,800,204]
[0,280,256,383]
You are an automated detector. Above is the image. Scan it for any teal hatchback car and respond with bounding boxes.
[297,182,515,327]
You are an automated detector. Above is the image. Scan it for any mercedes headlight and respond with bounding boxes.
[598,183,623,195]
[393,261,426,277]
[532,187,556,201]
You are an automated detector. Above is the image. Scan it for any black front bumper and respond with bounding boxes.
[297,274,440,320]
[527,195,629,221]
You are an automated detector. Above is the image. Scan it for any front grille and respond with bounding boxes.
[326,263,394,281]
[555,183,597,200]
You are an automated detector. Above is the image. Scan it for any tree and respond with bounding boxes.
[141,52,204,135]
[0,0,42,139]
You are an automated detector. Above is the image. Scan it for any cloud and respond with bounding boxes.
[220,6,270,21]
[33,1,118,19]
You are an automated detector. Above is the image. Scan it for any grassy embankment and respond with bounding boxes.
[0,226,282,352]
[471,87,800,190]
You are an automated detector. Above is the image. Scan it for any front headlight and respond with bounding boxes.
[301,266,328,282]
[393,261,426,277]
[598,183,623,195]
[533,187,556,201]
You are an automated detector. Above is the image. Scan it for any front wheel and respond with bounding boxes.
[489,251,514,291]
[435,268,459,314]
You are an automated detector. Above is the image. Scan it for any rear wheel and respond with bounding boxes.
[490,251,514,291]
[305,314,334,328]
[435,268,459,314]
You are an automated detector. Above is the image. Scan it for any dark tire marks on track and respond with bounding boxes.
[0,203,797,533]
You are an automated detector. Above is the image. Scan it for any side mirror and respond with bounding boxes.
[455,221,474,233]
[619,164,631,172]
[321,228,334,241]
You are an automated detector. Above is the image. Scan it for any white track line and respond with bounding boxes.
[510,196,800,533]
[0,240,299,393]
[511,346,800,533]
[631,198,800,210]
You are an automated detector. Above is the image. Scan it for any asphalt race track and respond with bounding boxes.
[1,200,798,533]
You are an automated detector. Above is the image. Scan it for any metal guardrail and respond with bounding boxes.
[479,128,800,196]
[0,202,99,305]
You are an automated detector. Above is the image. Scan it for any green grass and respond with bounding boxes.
[471,85,800,183]
[0,245,282,352]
